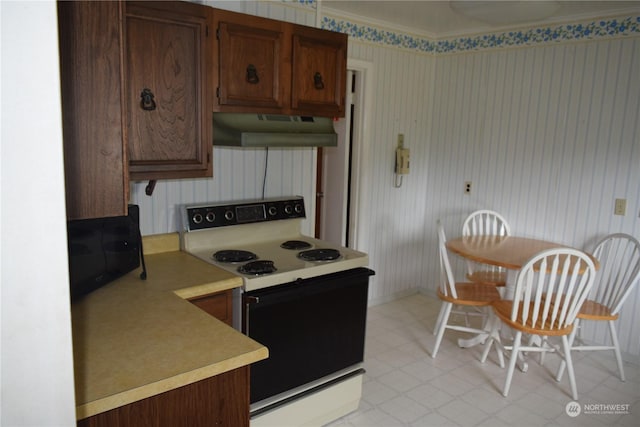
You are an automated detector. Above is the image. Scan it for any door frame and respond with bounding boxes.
[315,59,374,250]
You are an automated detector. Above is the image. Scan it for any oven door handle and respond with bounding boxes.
[243,295,259,335]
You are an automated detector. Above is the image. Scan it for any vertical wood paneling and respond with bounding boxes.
[427,37,640,356]
[132,2,640,356]
[346,43,436,300]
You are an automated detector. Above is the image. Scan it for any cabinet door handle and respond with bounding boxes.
[140,88,157,111]
[246,64,259,84]
[314,72,325,90]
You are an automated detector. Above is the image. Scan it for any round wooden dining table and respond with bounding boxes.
[448,235,571,269]
[446,235,599,284]
[445,235,599,348]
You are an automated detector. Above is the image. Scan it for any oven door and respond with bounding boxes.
[244,267,373,405]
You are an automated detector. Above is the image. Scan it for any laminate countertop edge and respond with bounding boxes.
[72,233,268,420]
[75,347,268,420]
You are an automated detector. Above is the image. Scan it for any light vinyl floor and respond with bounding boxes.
[327,293,640,426]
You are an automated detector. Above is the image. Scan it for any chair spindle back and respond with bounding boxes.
[511,248,597,332]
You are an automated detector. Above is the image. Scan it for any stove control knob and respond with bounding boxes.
[268,206,278,216]
[192,213,203,224]
[294,203,303,214]
[284,204,293,214]
[205,212,216,223]
[224,210,234,221]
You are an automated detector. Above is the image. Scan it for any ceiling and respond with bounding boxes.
[321,1,640,38]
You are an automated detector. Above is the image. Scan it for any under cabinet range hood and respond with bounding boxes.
[212,113,337,147]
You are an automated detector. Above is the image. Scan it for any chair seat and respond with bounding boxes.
[492,300,574,336]
[578,299,618,321]
[437,282,501,306]
[466,270,506,286]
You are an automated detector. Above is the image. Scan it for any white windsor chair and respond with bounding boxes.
[432,221,502,360]
[480,248,597,400]
[462,210,511,286]
[556,233,640,382]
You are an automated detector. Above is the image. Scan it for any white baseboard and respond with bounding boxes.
[367,288,420,307]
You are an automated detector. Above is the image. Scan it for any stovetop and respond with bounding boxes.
[181,197,369,291]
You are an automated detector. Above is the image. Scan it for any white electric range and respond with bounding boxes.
[180,197,373,427]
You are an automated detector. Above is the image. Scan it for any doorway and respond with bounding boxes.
[315,60,372,249]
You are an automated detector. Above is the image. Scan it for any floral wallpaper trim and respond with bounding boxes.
[284,0,316,8]
[320,15,640,54]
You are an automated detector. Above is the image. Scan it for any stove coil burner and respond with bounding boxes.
[238,260,277,276]
[213,250,257,263]
[298,248,341,262]
[280,240,313,250]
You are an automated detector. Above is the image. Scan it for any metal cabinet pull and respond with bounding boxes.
[246,64,259,84]
[140,88,156,111]
[314,72,325,90]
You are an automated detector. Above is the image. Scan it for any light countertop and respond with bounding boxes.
[71,233,268,420]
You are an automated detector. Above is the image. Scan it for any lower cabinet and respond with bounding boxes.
[189,289,233,326]
[77,366,249,427]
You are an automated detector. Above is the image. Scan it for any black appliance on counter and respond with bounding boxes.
[66,204,146,300]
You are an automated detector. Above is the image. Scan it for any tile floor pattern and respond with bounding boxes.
[326,293,640,426]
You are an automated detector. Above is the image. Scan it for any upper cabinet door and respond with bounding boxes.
[58,0,128,219]
[125,1,213,180]
[291,26,347,117]
[217,18,288,110]
[213,8,347,118]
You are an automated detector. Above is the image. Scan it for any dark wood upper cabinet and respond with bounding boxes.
[59,1,214,219]
[213,9,347,117]
[58,1,129,219]
[217,18,288,110]
[59,1,345,220]
[125,1,213,181]
[291,24,348,117]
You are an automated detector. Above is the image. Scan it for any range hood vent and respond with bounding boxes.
[213,113,337,147]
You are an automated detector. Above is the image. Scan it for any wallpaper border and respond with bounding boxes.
[285,1,640,54]
[321,15,640,54]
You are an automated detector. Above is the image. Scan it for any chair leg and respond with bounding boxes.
[556,319,579,381]
[496,337,505,368]
[433,302,447,335]
[432,302,452,358]
[562,334,579,400]
[503,331,522,397]
[539,336,549,366]
[609,320,626,382]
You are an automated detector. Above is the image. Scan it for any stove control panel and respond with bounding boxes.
[185,197,306,230]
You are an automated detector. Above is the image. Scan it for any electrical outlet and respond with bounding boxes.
[397,133,404,148]
[614,198,626,216]
[464,181,472,195]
